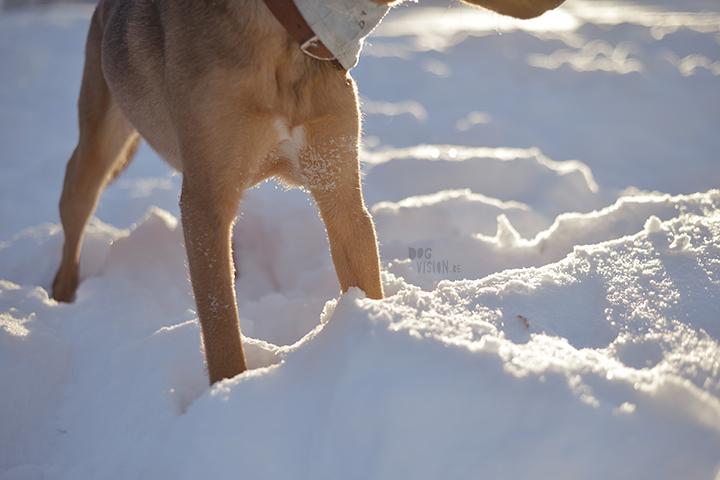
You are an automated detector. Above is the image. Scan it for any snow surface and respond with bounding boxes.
[1,1,720,478]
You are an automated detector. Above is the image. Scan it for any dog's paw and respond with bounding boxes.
[51,266,79,303]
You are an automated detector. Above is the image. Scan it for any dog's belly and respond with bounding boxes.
[115,98,183,172]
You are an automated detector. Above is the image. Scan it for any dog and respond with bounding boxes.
[52,0,565,384]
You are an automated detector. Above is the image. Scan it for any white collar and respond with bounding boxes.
[294,0,390,70]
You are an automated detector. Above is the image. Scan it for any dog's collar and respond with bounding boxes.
[264,0,389,71]
[263,0,337,63]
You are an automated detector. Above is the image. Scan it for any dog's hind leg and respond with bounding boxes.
[53,11,140,302]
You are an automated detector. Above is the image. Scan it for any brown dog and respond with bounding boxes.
[52,0,564,384]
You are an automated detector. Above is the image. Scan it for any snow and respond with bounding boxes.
[1,0,720,478]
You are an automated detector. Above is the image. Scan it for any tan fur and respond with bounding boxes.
[53,0,564,384]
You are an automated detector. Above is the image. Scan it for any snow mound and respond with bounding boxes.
[2,194,719,479]
[147,202,720,480]
[363,145,605,217]
[378,190,720,290]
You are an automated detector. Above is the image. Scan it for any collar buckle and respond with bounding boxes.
[300,35,335,61]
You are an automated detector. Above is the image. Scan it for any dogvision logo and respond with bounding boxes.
[408,247,461,274]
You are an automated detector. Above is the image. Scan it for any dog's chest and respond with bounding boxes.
[272,119,306,171]
[264,120,355,193]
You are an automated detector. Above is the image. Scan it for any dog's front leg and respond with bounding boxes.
[302,123,384,301]
[180,170,247,384]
